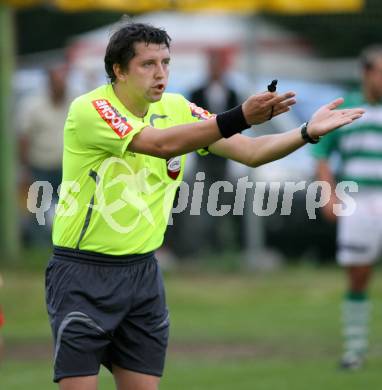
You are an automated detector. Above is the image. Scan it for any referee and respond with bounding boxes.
[48,22,364,389]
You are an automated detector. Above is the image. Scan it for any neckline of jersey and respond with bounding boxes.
[105,83,151,123]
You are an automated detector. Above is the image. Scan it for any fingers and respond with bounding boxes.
[272,105,291,117]
[323,109,364,130]
[316,108,364,135]
[277,97,297,109]
[260,92,275,99]
[252,91,295,103]
[339,108,365,116]
[326,97,344,110]
[272,107,290,118]
[268,91,296,105]
[347,113,364,122]
[337,109,364,122]
[244,91,296,124]
[346,111,364,119]
[335,112,363,127]
[339,108,364,114]
[259,91,277,101]
[271,98,296,117]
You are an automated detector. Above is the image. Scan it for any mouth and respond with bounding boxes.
[152,84,165,92]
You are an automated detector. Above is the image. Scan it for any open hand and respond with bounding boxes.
[242,91,296,125]
[307,98,365,139]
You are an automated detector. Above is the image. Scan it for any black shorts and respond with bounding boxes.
[46,246,169,383]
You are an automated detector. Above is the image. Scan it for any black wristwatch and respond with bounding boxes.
[301,122,319,144]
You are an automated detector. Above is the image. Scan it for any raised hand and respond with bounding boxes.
[242,91,296,125]
[307,98,365,139]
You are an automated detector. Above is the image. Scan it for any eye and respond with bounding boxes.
[143,61,154,68]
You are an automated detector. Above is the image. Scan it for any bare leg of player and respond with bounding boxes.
[59,375,98,390]
[113,365,160,390]
[348,265,373,292]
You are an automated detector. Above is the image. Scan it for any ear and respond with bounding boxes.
[113,63,127,82]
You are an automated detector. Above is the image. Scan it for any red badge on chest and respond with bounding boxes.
[92,99,133,139]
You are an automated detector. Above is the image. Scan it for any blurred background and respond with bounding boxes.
[1,0,382,389]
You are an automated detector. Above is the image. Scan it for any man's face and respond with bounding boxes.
[121,42,170,104]
[365,56,382,101]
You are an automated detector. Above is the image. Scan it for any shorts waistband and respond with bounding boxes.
[53,246,155,266]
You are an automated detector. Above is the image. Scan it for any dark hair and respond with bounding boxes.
[104,22,171,82]
[360,44,382,70]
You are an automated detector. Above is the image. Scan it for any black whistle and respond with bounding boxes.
[267,79,278,92]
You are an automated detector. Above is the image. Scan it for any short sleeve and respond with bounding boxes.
[184,100,216,123]
[311,130,339,160]
[70,97,147,157]
[182,98,216,156]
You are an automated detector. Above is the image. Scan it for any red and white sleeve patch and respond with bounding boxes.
[92,99,134,139]
[188,102,216,121]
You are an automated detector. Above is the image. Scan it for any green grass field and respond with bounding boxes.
[1,261,381,389]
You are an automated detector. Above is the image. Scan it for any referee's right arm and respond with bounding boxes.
[129,91,296,159]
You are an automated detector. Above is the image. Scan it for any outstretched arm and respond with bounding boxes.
[208,130,306,167]
[208,98,364,167]
[128,91,296,158]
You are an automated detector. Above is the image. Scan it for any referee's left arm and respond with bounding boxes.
[209,98,363,167]
[208,130,306,168]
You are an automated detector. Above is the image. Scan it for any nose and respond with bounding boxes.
[155,64,166,79]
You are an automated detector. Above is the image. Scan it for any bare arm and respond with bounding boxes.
[128,119,221,159]
[209,128,305,167]
[316,159,337,222]
[317,159,336,187]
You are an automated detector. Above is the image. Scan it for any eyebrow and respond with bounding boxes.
[141,57,171,63]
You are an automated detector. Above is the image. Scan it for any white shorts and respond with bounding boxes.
[337,190,382,266]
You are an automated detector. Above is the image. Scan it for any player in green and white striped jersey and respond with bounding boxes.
[312,45,382,370]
